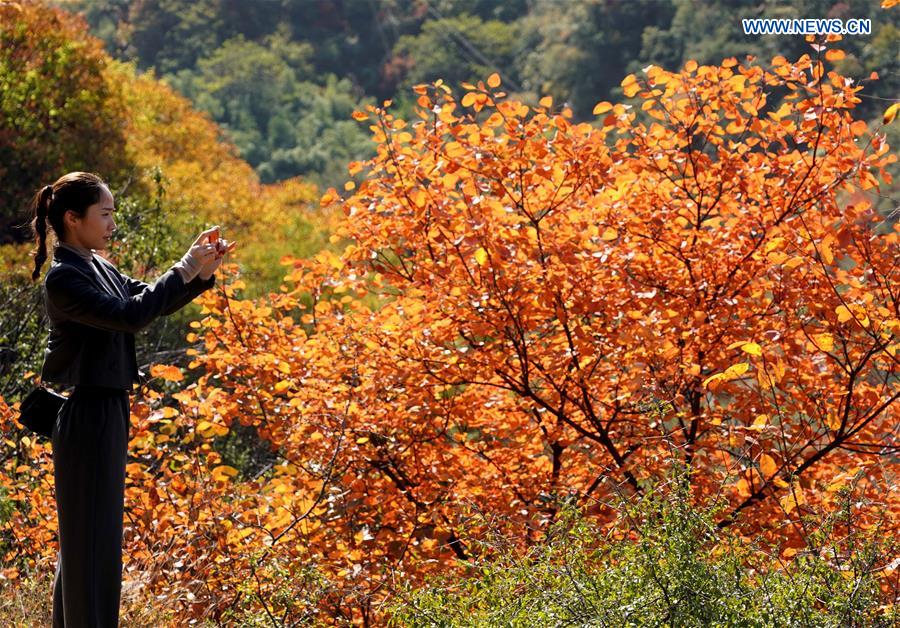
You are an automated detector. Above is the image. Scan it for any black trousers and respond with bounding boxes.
[51,384,130,628]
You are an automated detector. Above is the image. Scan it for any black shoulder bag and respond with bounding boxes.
[19,385,67,439]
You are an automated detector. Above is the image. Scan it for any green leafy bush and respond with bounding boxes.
[388,464,898,627]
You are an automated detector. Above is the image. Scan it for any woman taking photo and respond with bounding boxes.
[30,171,234,627]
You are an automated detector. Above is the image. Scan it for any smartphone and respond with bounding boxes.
[209,228,220,244]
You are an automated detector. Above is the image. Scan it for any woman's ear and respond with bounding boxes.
[59,209,80,241]
[63,209,78,229]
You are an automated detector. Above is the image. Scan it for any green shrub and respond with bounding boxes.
[388,465,898,627]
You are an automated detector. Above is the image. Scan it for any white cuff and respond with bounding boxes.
[172,249,202,284]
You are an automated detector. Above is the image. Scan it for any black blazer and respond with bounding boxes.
[40,245,215,391]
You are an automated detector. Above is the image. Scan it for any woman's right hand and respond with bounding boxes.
[185,227,221,266]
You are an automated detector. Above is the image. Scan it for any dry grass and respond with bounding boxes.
[0,560,181,627]
[0,562,52,627]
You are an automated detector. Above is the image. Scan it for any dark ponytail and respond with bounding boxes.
[30,185,54,281]
[29,172,106,282]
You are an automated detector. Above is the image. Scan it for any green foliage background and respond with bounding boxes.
[56,0,899,196]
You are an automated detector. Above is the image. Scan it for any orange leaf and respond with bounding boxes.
[820,235,835,265]
[592,101,613,115]
[150,364,183,382]
[759,454,777,478]
[780,487,805,514]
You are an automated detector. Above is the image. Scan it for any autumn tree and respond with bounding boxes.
[116,47,897,621]
[0,0,129,242]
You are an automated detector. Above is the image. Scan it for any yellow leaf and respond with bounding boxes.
[827,473,849,492]
[767,250,789,265]
[750,414,768,430]
[226,527,254,545]
[702,373,725,388]
[728,74,747,92]
[740,342,762,356]
[836,304,870,327]
[274,380,292,392]
[824,49,845,61]
[539,96,553,108]
[722,362,750,379]
[474,247,488,266]
[780,487,805,514]
[487,73,501,88]
[764,237,784,254]
[780,493,797,514]
[705,362,749,389]
[835,304,853,322]
[600,227,618,241]
[884,102,899,125]
[461,92,477,107]
[411,189,427,208]
[812,333,834,352]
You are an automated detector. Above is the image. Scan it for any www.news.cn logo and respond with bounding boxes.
[742,18,872,35]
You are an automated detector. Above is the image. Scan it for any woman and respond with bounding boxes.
[29,171,235,627]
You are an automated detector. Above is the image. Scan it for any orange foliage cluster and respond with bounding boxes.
[1,50,898,622]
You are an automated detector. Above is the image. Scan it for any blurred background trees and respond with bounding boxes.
[46,0,897,195]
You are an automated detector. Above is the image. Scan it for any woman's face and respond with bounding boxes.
[63,185,117,250]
